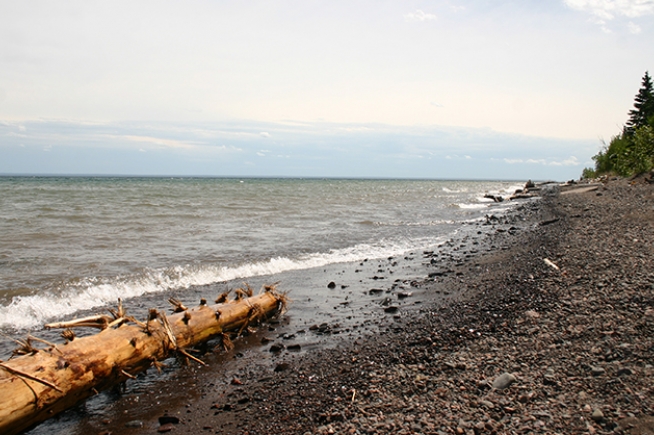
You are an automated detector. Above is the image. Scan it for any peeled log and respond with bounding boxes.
[0,290,285,435]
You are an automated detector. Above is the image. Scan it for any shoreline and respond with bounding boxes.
[27,179,653,434]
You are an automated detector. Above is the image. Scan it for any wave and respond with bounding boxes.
[454,203,490,209]
[0,236,446,331]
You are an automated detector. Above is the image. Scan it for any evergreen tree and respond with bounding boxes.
[626,71,654,131]
[585,71,654,178]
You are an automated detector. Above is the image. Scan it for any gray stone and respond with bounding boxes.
[125,420,144,428]
[591,409,604,422]
[590,366,605,376]
[492,373,517,390]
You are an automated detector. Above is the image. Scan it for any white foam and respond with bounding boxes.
[457,203,490,209]
[0,237,446,331]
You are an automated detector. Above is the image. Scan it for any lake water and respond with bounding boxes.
[0,176,523,333]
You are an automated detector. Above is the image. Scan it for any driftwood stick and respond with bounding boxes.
[178,348,207,366]
[45,314,114,330]
[120,369,137,380]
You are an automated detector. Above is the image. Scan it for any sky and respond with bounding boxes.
[1,0,652,180]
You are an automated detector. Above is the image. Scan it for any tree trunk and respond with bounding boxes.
[0,290,285,435]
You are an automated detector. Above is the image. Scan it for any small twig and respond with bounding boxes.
[543,258,560,271]
[124,316,146,328]
[156,311,177,351]
[27,335,64,355]
[106,317,128,329]
[178,349,207,366]
[0,362,62,392]
[120,369,137,380]
[108,298,125,320]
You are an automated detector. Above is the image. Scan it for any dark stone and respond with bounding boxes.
[327,281,336,289]
[274,363,290,372]
[158,415,180,425]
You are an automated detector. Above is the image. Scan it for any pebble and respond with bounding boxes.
[158,423,175,432]
[590,366,605,376]
[124,420,143,428]
[591,409,604,422]
[492,373,516,390]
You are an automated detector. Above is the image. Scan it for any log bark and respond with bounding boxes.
[0,290,286,435]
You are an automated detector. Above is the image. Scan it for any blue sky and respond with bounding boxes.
[1,1,652,180]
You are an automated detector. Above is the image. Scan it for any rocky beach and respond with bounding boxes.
[28,177,654,435]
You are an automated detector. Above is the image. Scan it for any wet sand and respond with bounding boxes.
[27,178,654,434]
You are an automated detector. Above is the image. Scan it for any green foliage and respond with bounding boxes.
[630,125,654,174]
[586,71,654,177]
[581,167,596,179]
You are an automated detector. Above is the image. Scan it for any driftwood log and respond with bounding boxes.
[0,288,287,435]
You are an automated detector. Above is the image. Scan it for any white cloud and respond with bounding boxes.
[117,135,202,150]
[564,0,654,20]
[430,102,444,108]
[260,132,271,137]
[404,10,437,21]
[549,156,580,166]
[503,156,579,166]
[628,21,642,32]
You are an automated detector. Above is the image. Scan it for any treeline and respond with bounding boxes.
[583,71,654,178]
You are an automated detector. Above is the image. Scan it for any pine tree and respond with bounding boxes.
[626,71,654,131]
